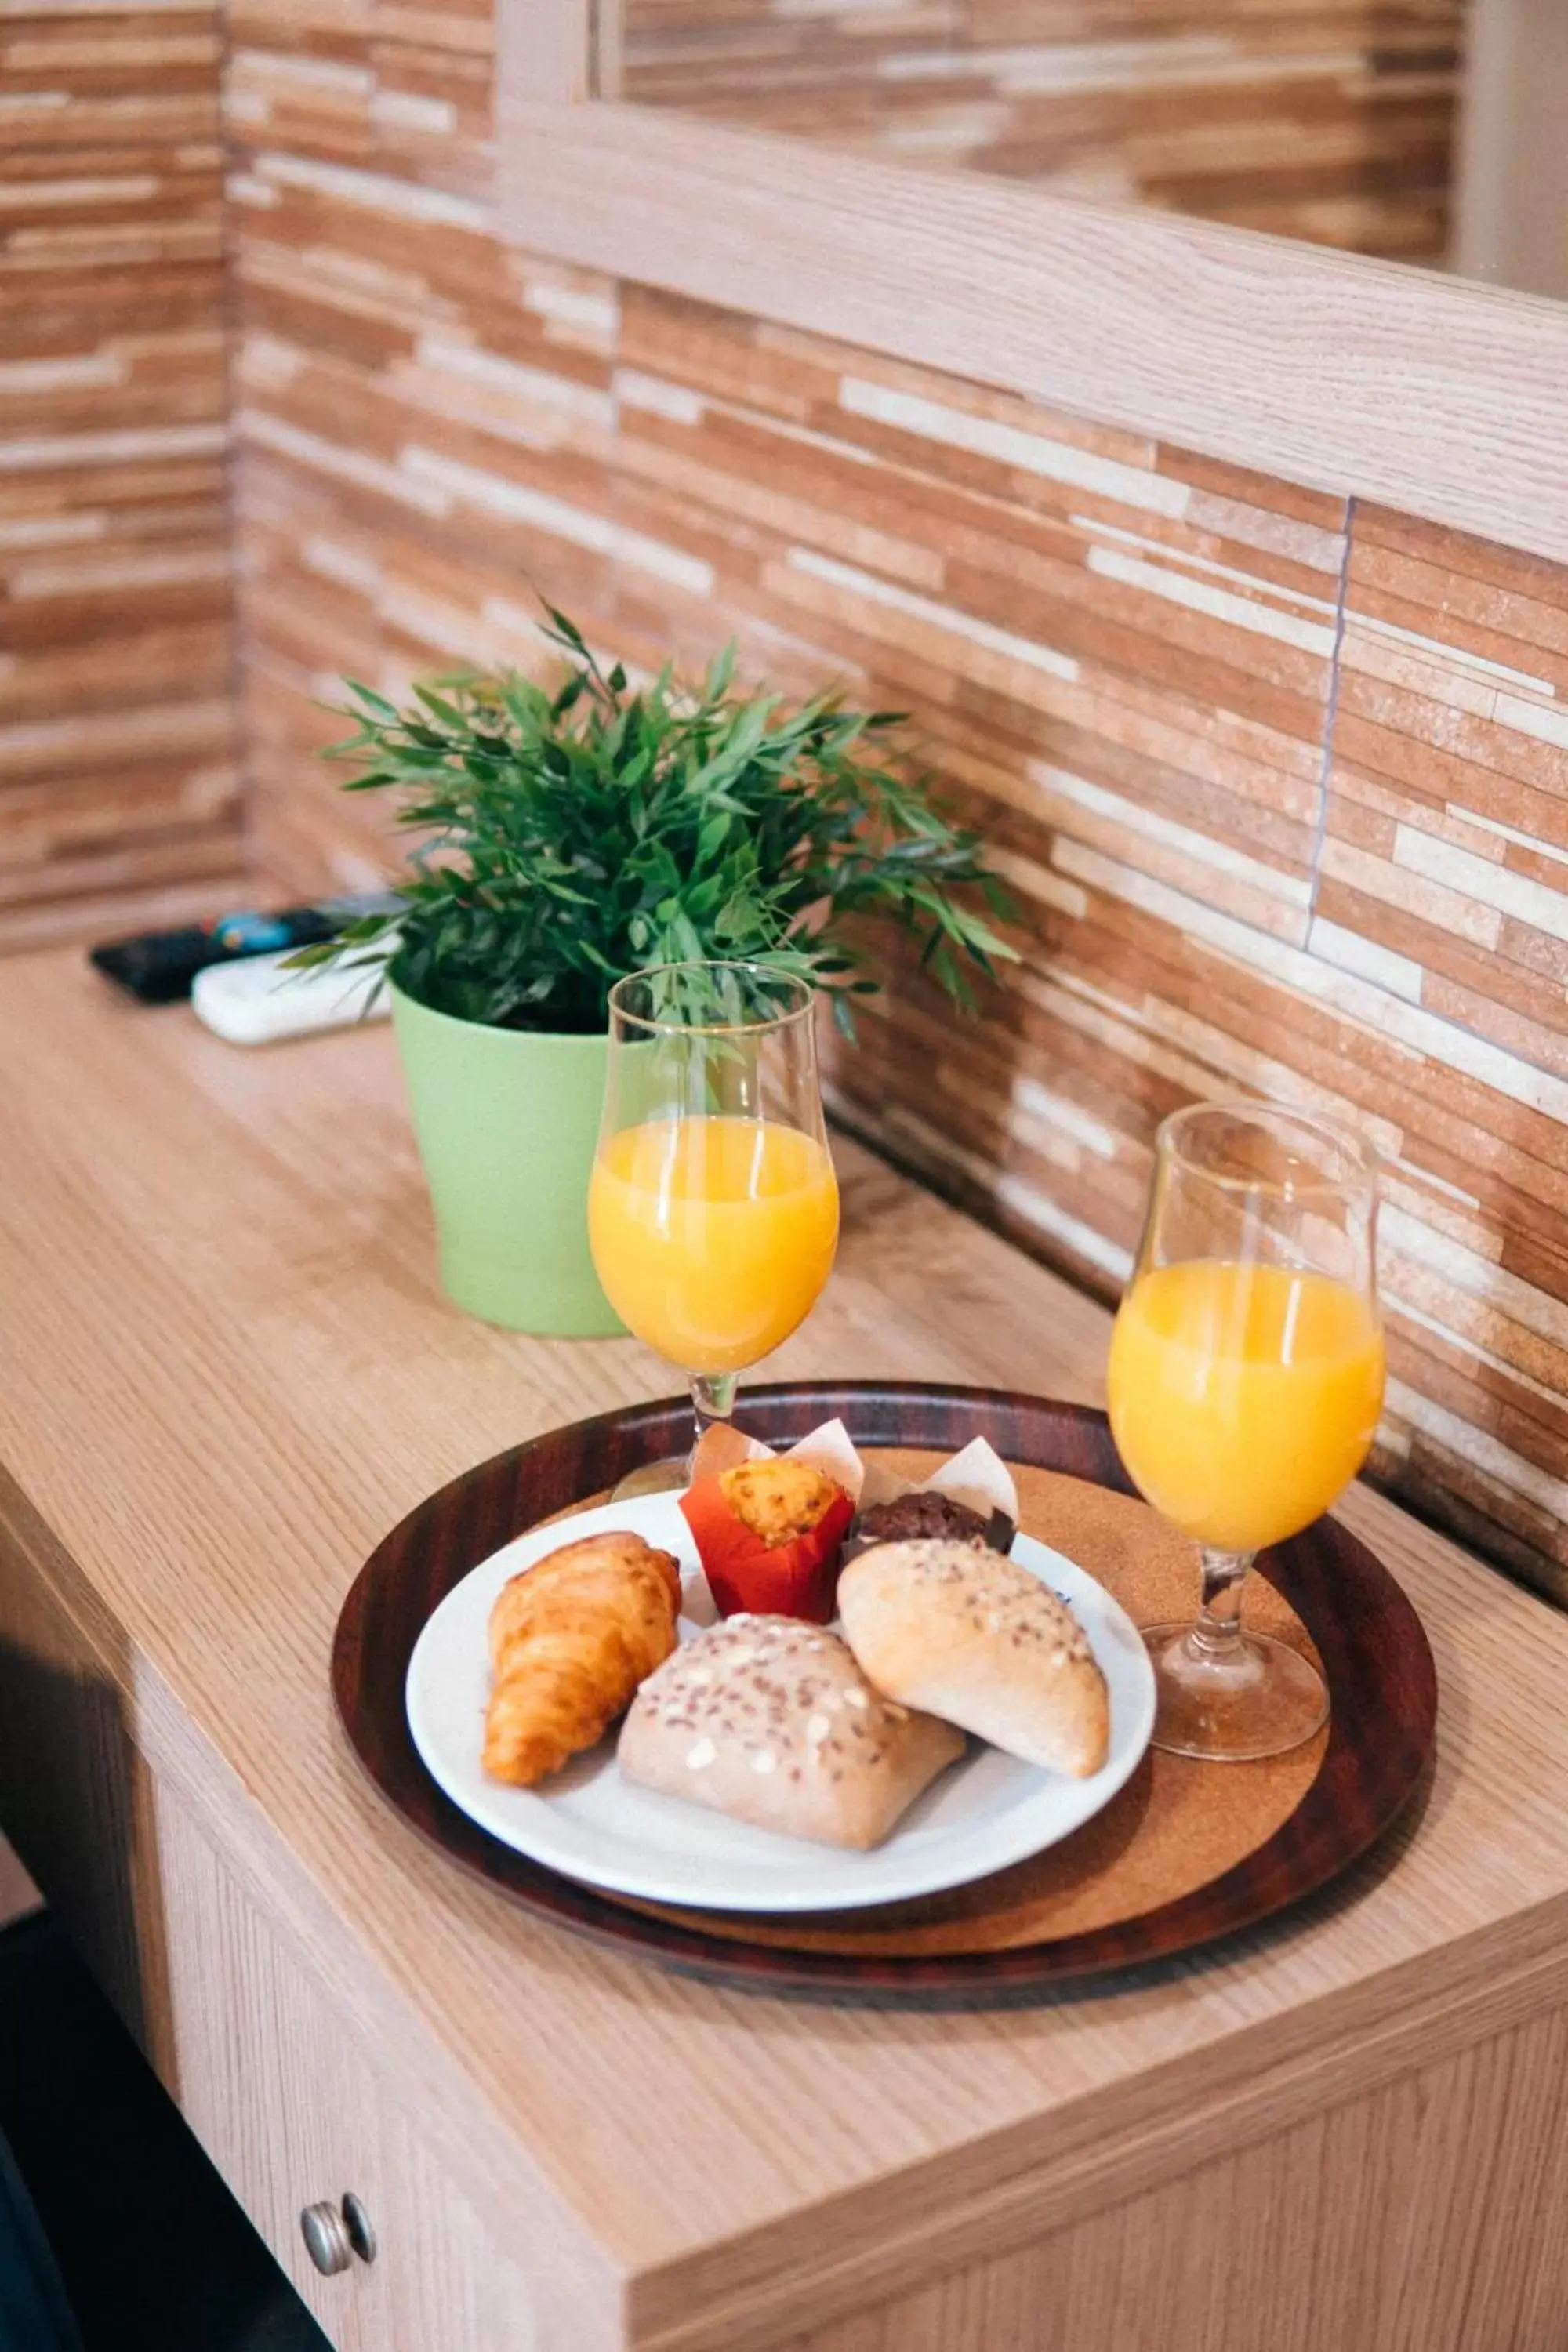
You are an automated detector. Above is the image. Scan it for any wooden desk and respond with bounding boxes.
[2,949,1567,2352]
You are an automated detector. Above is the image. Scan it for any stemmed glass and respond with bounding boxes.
[588,960,840,1491]
[1106,1102,1385,1761]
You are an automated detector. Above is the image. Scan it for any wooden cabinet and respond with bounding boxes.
[146,1774,539,2352]
[0,1483,537,2352]
[779,2007,1568,2352]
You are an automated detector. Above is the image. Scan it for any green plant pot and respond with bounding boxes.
[390,981,624,1337]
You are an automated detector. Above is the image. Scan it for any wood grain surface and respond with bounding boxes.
[151,1772,544,2352]
[336,1414,1433,1998]
[496,97,1568,568]
[0,0,242,946]
[3,949,1568,2351]
[778,1999,1568,2352]
[617,0,1462,268]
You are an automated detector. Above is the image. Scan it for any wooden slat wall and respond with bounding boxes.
[0,0,244,947]
[227,0,616,887]
[619,0,1464,263]
[227,19,1568,1599]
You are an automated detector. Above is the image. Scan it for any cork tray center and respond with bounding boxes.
[604,1450,1327,1959]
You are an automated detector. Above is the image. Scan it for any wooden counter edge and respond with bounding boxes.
[626,1896,1568,2350]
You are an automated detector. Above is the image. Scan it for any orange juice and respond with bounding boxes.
[1106,1260,1385,1553]
[588,1116,839,1374]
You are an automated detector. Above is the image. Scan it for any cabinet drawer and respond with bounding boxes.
[148,1773,537,2352]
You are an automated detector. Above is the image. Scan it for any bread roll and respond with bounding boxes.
[618,1615,964,1849]
[838,1540,1110,1777]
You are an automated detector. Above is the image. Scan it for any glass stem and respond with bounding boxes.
[688,1372,738,1461]
[1189,1548,1254,1665]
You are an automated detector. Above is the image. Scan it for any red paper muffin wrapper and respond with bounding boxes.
[679,1479,856,1624]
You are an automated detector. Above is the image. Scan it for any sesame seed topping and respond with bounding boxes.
[847,1538,1094,1663]
[628,1612,945,1795]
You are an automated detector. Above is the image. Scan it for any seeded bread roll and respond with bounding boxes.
[838,1540,1110,1778]
[617,1615,965,1849]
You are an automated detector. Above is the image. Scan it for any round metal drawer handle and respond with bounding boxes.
[300,2201,352,2278]
[342,2192,377,2266]
[301,2195,376,2277]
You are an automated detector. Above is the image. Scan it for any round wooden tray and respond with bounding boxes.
[332,1382,1437,2006]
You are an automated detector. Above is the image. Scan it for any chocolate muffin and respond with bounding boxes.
[855,1489,991,1547]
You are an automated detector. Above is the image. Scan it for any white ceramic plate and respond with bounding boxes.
[405,1495,1156,1913]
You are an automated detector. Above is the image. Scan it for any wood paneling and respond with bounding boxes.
[621,0,1463,265]
[231,127,1568,1601]
[230,0,1568,1593]
[151,1772,542,2351]
[0,1,244,945]
[593,295,1568,1599]
[226,0,621,886]
[781,2000,1568,2352]
[502,99,1568,569]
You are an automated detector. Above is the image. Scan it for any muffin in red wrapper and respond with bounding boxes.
[681,1457,856,1624]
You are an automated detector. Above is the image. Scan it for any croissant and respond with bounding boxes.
[482,1530,681,1786]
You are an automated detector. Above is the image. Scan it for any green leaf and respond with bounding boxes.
[544,605,588,653]
[344,680,398,720]
[697,812,735,863]
[304,608,1014,1033]
[414,685,466,728]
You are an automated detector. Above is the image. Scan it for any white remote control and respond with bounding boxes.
[191,949,390,1044]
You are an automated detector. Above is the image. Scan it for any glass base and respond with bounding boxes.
[1142,1622,1329,1762]
[609,1455,691,1500]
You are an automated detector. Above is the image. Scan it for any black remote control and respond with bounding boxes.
[89,895,400,1004]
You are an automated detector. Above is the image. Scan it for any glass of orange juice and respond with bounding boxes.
[1107,1102,1384,1761]
[589,960,839,1488]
